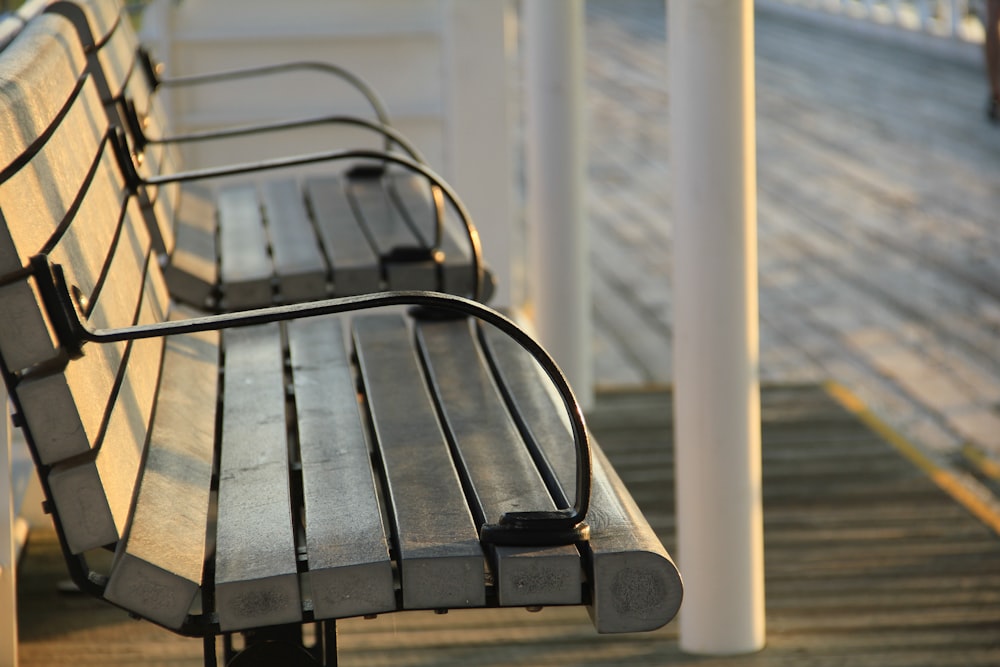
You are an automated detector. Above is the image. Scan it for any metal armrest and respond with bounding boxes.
[140,114,426,165]
[139,47,392,142]
[31,255,592,548]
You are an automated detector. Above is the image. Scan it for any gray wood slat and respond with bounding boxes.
[287,316,396,620]
[215,323,301,631]
[162,183,218,309]
[352,314,485,610]
[415,319,581,607]
[303,176,381,296]
[17,199,151,465]
[104,316,218,630]
[0,59,113,369]
[46,256,168,554]
[217,184,272,309]
[259,179,328,302]
[479,325,683,633]
[347,176,437,290]
[388,174,475,297]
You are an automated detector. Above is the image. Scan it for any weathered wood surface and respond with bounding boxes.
[585,0,1000,481]
[17,386,1000,665]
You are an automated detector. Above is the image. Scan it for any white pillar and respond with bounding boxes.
[444,0,516,308]
[668,0,765,655]
[524,0,593,409]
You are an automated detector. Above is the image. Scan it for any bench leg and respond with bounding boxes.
[214,622,336,666]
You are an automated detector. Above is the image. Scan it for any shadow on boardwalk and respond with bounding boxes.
[585,0,1000,479]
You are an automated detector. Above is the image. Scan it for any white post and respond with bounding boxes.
[444,0,516,308]
[524,0,593,409]
[668,0,765,655]
[0,388,16,667]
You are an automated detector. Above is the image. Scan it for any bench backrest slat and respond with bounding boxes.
[0,14,168,563]
[48,0,182,258]
[47,257,166,553]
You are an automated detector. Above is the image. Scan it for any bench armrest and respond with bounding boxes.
[121,142,485,302]
[31,256,592,548]
[135,112,427,166]
[139,48,392,145]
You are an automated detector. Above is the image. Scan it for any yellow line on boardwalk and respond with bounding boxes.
[961,443,1000,481]
[823,381,1000,536]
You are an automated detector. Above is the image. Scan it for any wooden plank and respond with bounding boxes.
[16,198,152,465]
[352,314,485,610]
[259,179,328,302]
[104,312,218,631]
[303,175,381,296]
[161,183,218,309]
[479,326,682,633]
[0,144,129,373]
[388,173,476,297]
[415,318,581,607]
[46,255,168,554]
[214,322,301,631]
[347,175,437,290]
[216,183,272,309]
[0,22,106,367]
[287,316,396,620]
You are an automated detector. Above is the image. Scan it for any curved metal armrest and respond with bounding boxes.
[139,47,392,145]
[32,256,591,547]
[122,142,484,302]
[142,113,427,166]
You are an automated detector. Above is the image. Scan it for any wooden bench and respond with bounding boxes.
[0,11,682,666]
[46,0,490,312]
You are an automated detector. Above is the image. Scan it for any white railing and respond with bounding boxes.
[760,0,987,43]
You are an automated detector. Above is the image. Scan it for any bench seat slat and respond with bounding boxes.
[215,323,302,632]
[46,254,168,554]
[104,319,218,631]
[415,319,581,607]
[352,314,485,610]
[260,179,328,302]
[348,177,437,291]
[217,184,272,310]
[161,183,218,308]
[304,176,381,296]
[388,174,475,297]
[287,316,396,620]
[479,326,683,633]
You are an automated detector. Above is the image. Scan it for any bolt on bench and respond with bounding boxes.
[49,0,491,312]
[0,10,682,667]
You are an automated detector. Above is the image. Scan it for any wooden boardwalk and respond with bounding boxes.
[585,1,1000,482]
[15,386,1000,665]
